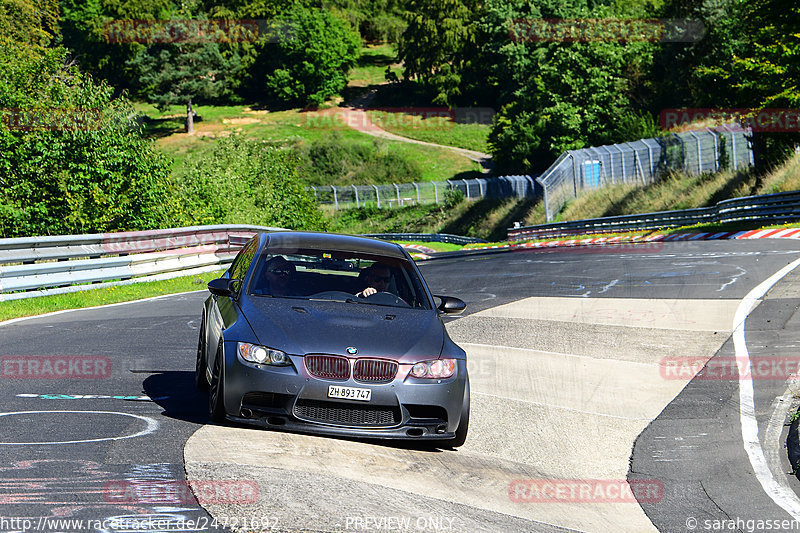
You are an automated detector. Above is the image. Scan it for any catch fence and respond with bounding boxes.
[537,125,754,221]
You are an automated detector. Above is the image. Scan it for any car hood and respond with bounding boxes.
[241,297,445,362]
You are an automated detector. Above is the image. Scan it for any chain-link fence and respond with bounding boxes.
[310,175,538,210]
[537,125,754,221]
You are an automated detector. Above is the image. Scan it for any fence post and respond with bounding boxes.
[570,152,579,196]
[462,179,470,200]
[730,127,738,170]
[687,130,703,173]
[708,128,720,171]
[433,182,439,204]
[394,183,401,206]
[634,150,646,184]
[310,186,317,200]
[674,133,686,172]
[372,184,381,208]
[646,143,654,179]
[542,181,551,221]
[331,185,339,210]
[614,144,626,180]
[413,182,420,204]
[352,185,359,208]
[600,146,614,182]
[524,175,535,197]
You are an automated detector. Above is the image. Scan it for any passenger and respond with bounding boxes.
[263,256,296,297]
[356,263,392,298]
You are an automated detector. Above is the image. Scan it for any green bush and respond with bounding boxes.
[177,135,325,230]
[293,133,422,186]
[0,43,182,237]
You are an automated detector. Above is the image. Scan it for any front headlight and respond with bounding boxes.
[410,359,457,379]
[238,342,290,366]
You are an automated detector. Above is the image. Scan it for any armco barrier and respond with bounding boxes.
[0,225,282,301]
[363,233,487,245]
[0,227,485,301]
[508,190,800,240]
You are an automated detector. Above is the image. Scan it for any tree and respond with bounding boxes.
[256,5,361,106]
[656,0,800,171]
[478,1,657,171]
[0,0,60,49]
[0,53,182,236]
[722,0,800,170]
[0,1,183,237]
[59,0,170,90]
[127,37,246,123]
[397,0,477,106]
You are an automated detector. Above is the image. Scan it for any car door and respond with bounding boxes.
[206,236,259,372]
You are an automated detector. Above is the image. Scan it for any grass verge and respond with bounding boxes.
[0,270,224,322]
[366,110,491,153]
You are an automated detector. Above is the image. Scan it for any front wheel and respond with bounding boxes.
[428,375,469,449]
[195,314,209,391]
[208,343,227,423]
[449,376,470,448]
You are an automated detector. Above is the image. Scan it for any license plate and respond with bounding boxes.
[328,385,371,402]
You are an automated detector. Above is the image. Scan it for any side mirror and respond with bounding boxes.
[435,295,466,315]
[208,278,239,298]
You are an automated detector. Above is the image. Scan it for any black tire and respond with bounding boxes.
[428,375,470,449]
[208,344,227,423]
[195,314,209,391]
[449,376,470,448]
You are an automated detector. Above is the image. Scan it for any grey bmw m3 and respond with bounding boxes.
[196,231,470,447]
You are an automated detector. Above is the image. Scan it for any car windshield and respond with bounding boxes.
[248,248,432,310]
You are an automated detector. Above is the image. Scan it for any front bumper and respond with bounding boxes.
[222,346,467,441]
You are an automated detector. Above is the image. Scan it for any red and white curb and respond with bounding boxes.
[408,228,800,260]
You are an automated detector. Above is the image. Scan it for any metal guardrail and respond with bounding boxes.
[508,190,800,241]
[364,233,487,245]
[0,225,283,301]
[0,227,488,301]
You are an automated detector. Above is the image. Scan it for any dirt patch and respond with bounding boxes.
[222,117,261,125]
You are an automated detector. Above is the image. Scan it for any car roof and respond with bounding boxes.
[261,231,407,259]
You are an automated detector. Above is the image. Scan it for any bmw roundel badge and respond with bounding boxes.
[346,347,358,355]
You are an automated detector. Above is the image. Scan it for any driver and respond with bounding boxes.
[355,263,392,298]
[263,256,296,297]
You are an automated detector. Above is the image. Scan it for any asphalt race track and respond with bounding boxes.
[3,239,800,532]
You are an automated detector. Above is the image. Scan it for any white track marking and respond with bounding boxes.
[0,290,206,328]
[718,265,748,292]
[0,410,158,445]
[735,257,800,519]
